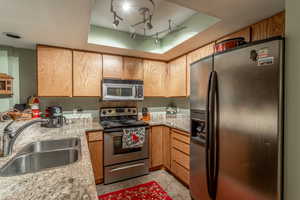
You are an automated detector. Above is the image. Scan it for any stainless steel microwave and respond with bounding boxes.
[102,79,144,101]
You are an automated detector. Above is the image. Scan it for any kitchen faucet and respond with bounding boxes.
[1,119,49,157]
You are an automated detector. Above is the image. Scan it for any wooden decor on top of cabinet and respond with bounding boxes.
[187,43,214,96]
[251,11,285,41]
[167,55,187,97]
[73,51,102,97]
[149,126,164,169]
[123,57,143,80]
[37,46,73,97]
[143,60,167,97]
[103,54,123,79]
[86,131,103,184]
[216,27,251,43]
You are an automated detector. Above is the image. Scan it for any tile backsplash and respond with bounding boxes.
[39,97,190,119]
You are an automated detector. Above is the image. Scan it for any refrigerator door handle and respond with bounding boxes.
[210,71,219,199]
[206,71,214,198]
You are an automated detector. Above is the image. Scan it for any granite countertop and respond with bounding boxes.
[0,119,103,200]
[148,117,190,133]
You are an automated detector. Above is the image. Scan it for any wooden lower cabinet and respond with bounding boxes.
[150,126,164,168]
[86,131,103,184]
[149,125,190,186]
[163,126,171,170]
[171,160,190,186]
[170,128,190,186]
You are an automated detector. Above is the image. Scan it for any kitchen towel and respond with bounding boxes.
[122,127,145,149]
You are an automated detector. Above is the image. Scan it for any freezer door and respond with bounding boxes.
[214,40,283,200]
[190,57,213,111]
[190,136,211,200]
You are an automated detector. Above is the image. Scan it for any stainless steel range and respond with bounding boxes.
[100,107,149,184]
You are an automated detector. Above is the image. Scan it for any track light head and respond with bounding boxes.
[130,33,136,39]
[113,19,119,28]
[146,22,153,30]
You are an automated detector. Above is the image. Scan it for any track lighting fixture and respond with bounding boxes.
[109,0,186,45]
[146,15,153,30]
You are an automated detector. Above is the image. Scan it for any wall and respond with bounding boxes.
[284,0,300,199]
[0,46,20,111]
[0,46,36,112]
[18,48,36,103]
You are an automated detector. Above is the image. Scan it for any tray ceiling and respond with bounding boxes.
[90,0,197,37]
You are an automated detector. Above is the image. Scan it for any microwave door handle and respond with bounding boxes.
[135,85,138,98]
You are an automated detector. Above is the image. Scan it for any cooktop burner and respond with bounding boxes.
[99,107,149,130]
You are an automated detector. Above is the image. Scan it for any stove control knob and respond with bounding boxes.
[102,111,107,115]
[128,109,131,112]
[132,109,136,113]
[108,110,112,113]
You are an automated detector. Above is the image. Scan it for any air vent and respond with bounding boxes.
[2,32,21,39]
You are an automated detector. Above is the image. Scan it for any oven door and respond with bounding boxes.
[104,128,149,166]
[103,84,136,100]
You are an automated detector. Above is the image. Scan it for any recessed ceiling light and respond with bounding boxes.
[2,32,21,39]
[122,2,131,12]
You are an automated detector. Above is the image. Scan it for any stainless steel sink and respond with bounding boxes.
[18,138,80,154]
[0,138,81,177]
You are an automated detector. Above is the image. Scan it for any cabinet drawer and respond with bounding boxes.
[172,139,190,155]
[172,129,190,144]
[172,148,190,170]
[87,131,103,142]
[172,160,190,186]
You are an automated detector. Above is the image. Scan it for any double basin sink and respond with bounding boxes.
[0,138,81,177]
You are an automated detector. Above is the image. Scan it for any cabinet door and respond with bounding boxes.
[187,43,214,96]
[167,55,187,97]
[252,12,285,41]
[123,57,143,80]
[163,126,171,170]
[103,55,123,79]
[88,140,103,184]
[37,46,72,96]
[150,126,164,168]
[143,60,167,97]
[73,51,102,97]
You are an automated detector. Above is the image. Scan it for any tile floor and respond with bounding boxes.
[96,170,191,200]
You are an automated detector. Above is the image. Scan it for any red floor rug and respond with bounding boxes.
[98,181,173,200]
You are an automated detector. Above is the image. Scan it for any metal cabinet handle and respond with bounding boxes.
[110,163,145,172]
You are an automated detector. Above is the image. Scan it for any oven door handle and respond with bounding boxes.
[110,163,145,172]
[106,132,124,137]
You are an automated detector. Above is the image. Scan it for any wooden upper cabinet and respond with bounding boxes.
[252,11,285,41]
[187,43,214,96]
[123,57,143,80]
[37,46,72,97]
[73,51,102,97]
[187,43,215,66]
[167,55,187,97]
[103,55,123,79]
[216,27,251,43]
[143,60,167,97]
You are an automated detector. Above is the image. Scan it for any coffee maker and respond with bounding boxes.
[42,106,65,128]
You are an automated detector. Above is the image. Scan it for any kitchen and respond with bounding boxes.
[0,0,299,199]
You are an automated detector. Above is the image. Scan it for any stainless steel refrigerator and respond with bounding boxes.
[190,37,284,200]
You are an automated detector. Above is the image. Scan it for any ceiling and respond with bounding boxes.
[91,0,197,38]
[0,0,284,61]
